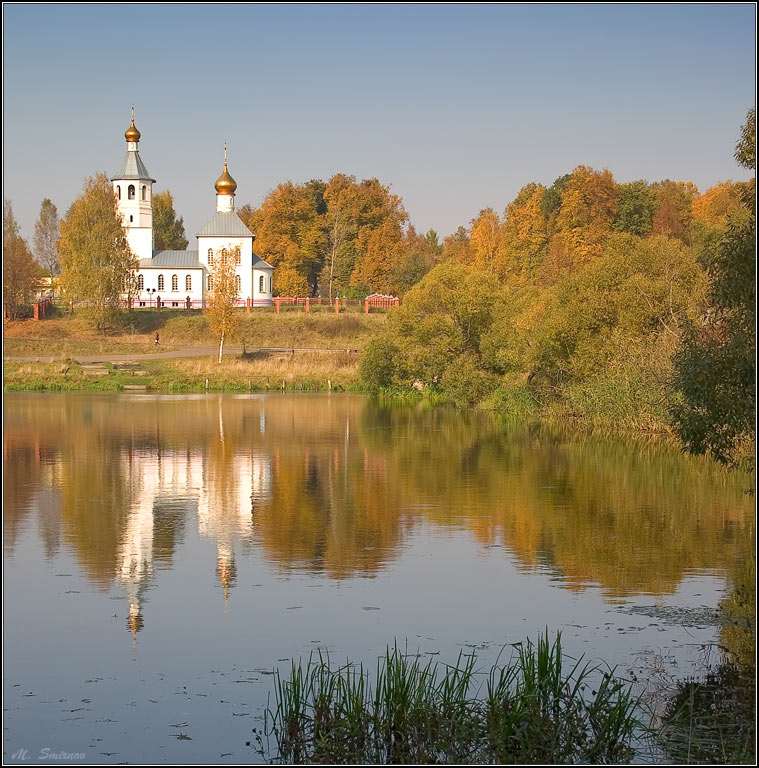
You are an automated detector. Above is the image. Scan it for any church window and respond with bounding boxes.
[117,185,121,200]
[141,185,147,201]
[235,248,241,265]
[207,275,213,291]
[158,274,164,291]
[128,185,135,200]
[259,275,265,293]
[186,275,192,291]
[221,248,228,261]
[171,274,178,291]
[137,274,144,290]
[208,248,214,266]
[235,275,241,293]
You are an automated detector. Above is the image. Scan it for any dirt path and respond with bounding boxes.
[5,345,358,364]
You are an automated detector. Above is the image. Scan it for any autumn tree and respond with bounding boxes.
[3,200,41,320]
[205,245,240,363]
[59,173,137,332]
[390,226,440,295]
[245,180,327,291]
[441,226,472,263]
[671,111,756,466]
[274,265,311,297]
[468,208,505,274]
[613,181,655,237]
[734,107,755,170]
[555,166,619,269]
[650,180,698,242]
[691,181,744,230]
[33,198,60,279]
[152,190,188,250]
[322,173,357,301]
[501,183,548,283]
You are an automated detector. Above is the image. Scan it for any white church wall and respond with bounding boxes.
[198,237,254,303]
[135,269,205,305]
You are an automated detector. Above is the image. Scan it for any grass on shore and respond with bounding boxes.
[3,309,386,355]
[256,631,640,764]
[3,351,360,393]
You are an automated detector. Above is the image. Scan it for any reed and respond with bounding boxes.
[258,632,640,764]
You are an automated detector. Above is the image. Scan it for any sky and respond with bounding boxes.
[3,3,756,245]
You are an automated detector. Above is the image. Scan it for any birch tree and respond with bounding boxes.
[206,245,240,363]
[33,198,61,279]
[59,173,137,333]
[4,200,41,319]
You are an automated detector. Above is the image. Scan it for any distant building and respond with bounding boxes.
[112,108,273,307]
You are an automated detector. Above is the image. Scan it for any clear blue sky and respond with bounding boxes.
[3,3,755,244]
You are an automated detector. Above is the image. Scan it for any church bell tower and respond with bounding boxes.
[111,106,156,260]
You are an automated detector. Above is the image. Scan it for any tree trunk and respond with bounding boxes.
[218,330,224,364]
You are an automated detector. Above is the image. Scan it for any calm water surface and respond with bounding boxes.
[3,393,754,764]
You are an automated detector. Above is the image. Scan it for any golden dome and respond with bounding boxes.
[125,118,141,143]
[215,162,237,195]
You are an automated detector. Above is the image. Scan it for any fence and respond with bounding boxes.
[48,294,401,315]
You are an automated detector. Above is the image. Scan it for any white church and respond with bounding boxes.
[112,109,273,308]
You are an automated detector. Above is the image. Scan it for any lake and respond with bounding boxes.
[3,393,754,764]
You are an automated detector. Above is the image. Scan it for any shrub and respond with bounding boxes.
[359,336,401,394]
[441,354,500,407]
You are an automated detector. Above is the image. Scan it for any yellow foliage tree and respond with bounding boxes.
[692,181,744,229]
[205,245,240,363]
[501,183,548,283]
[469,208,505,274]
[274,265,311,297]
[555,166,619,268]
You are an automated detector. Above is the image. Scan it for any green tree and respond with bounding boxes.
[613,181,655,236]
[33,198,61,279]
[3,200,41,319]
[734,107,755,170]
[206,245,240,362]
[152,190,188,250]
[671,111,755,466]
[59,173,137,332]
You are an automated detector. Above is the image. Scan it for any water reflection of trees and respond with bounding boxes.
[3,395,754,609]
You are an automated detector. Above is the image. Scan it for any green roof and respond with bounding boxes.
[253,257,274,270]
[139,251,201,269]
[111,150,155,182]
[196,211,254,237]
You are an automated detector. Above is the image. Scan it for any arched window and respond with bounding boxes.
[235,275,241,293]
[171,274,178,291]
[235,248,241,265]
[158,274,164,291]
[207,275,213,291]
[208,248,214,266]
[259,275,265,293]
[117,185,121,200]
[221,248,228,261]
[141,185,146,201]
[186,275,192,291]
[128,185,135,200]
[137,274,144,290]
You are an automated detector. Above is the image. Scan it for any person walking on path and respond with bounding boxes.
[154,332,160,347]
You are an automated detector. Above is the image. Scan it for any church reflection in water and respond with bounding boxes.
[116,442,273,636]
[3,394,754,641]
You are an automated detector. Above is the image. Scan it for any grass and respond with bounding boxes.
[256,631,640,764]
[658,662,755,765]
[3,351,361,393]
[4,310,385,362]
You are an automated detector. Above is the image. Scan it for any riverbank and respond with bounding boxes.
[3,352,361,393]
